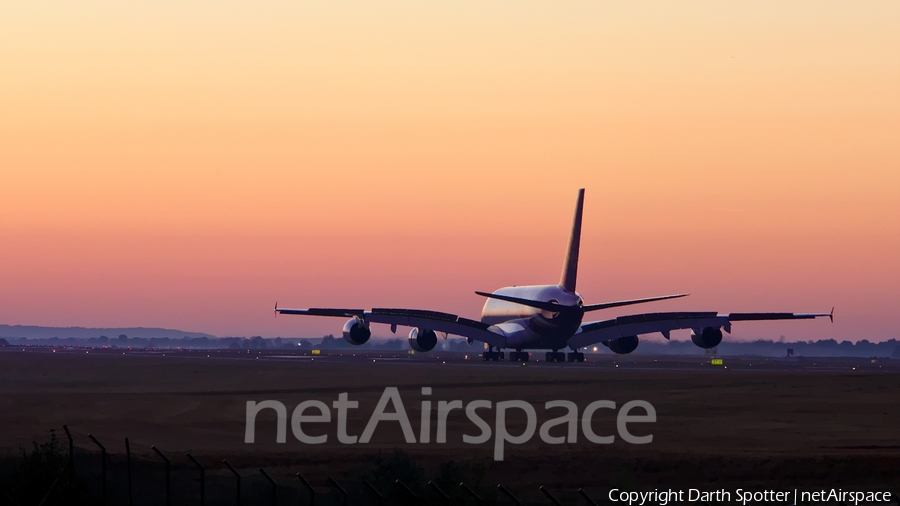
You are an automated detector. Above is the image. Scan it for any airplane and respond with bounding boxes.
[276,189,832,362]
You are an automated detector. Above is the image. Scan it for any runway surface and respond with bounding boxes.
[6,344,898,373]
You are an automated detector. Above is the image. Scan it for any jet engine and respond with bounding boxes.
[606,335,639,354]
[408,328,438,352]
[691,327,723,349]
[342,318,371,346]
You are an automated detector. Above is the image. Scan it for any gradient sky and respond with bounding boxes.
[1,2,898,341]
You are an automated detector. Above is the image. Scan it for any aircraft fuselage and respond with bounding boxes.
[481,284,585,350]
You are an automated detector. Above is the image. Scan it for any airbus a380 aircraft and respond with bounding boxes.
[276,189,832,362]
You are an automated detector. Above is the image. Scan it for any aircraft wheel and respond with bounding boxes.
[545,352,554,362]
[576,352,585,362]
[498,351,505,361]
[521,352,529,362]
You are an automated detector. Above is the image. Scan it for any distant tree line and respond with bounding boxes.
[632,338,900,358]
[1,334,897,358]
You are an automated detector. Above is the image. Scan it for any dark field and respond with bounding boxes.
[1,347,898,504]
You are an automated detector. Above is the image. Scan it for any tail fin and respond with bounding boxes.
[559,188,585,292]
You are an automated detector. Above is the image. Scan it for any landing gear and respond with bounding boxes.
[509,351,530,362]
[482,347,582,363]
[544,351,566,362]
[567,352,585,362]
[482,347,504,361]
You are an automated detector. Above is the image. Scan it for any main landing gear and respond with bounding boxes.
[482,347,584,363]
[509,350,530,362]
[567,351,586,362]
[482,346,505,361]
[544,349,585,362]
[545,351,566,362]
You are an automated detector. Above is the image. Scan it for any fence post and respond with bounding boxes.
[327,477,347,506]
[497,484,521,505]
[540,486,562,506]
[577,488,599,506]
[295,473,315,506]
[62,425,73,463]
[87,434,107,506]
[223,460,241,506]
[62,424,74,490]
[186,452,205,506]
[395,479,418,503]
[460,482,483,506]
[364,480,384,505]
[428,481,450,505]
[150,446,171,506]
[124,438,133,506]
[259,468,277,506]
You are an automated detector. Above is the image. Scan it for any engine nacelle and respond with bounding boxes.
[408,328,438,352]
[342,318,371,346]
[691,327,723,349]
[606,335,639,354]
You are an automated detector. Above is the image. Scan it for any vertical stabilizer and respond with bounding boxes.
[559,188,584,292]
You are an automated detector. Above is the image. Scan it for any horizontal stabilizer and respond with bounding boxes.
[474,291,569,312]
[582,293,689,312]
[475,291,688,313]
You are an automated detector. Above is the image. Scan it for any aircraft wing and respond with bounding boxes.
[276,307,366,317]
[276,306,507,348]
[568,310,833,349]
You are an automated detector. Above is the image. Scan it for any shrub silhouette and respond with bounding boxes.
[0,431,94,506]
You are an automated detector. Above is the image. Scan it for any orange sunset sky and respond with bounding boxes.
[1,2,898,341]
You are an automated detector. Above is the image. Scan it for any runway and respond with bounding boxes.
[6,344,897,373]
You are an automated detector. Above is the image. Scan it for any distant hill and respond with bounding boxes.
[0,324,216,340]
